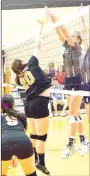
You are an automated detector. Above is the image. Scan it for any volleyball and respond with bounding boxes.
[37,12,49,24]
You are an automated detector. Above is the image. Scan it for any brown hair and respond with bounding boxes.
[12,59,26,74]
[74,31,82,45]
[48,62,54,68]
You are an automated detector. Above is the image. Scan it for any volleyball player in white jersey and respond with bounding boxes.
[81,46,90,124]
[44,6,89,158]
[80,11,90,124]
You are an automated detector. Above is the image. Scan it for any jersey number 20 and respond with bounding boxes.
[20,71,35,90]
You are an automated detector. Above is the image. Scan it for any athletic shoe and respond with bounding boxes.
[36,162,50,175]
[61,145,77,158]
[81,139,90,156]
[54,112,58,117]
[49,113,53,117]
[61,112,67,116]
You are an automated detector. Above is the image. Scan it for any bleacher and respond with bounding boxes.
[11,88,25,112]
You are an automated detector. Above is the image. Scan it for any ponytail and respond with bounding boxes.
[1,94,27,130]
[3,107,27,130]
[77,35,82,45]
[15,74,21,86]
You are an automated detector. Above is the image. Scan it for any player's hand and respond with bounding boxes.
[44,5,51,17]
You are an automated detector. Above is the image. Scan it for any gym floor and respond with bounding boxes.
[26,114,89,176]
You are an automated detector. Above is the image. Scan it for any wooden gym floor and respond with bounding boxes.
[26,114,89,176]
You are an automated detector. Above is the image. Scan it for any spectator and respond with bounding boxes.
[44,68,52,81]
[55,65,66,85]
[52,92,63,117]
[48,62,56,80]
[60,98,68,116]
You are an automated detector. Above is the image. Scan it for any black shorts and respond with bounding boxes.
[2,131,33,161]
[64,74,82,91]
[25,96,49,119]
[82,83,90,104]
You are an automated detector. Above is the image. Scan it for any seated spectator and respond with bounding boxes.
[52,92,63,116]
[55,65,66,85]
[49,81,68,117]
[48,62,56,80]
[44,68,52,81]
[60,98,68,117]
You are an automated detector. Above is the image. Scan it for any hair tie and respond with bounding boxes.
[3,103,9,108]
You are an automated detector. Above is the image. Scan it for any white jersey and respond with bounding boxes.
[63,41,82,77]
[80,47,90,83]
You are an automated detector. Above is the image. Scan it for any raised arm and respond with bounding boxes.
[44,6,74,46]
[33,22,43,59]
[80,4,88,51]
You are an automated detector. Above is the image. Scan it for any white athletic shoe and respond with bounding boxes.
[61,145,77,159]
[61,112,67,117]
[49,113,53,117]
[81,139,90,156]
[54,112,58,117]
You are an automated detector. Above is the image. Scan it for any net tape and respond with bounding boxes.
[2,83,90,97]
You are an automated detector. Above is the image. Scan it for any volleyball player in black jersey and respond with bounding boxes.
[1,94,37,176]
[44,6,89,158]
[12,22,51,175]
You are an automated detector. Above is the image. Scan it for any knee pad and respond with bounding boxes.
[77,116,82,123]
[36,134,47,142]
[69,116,78,124]
[30,134,37,140]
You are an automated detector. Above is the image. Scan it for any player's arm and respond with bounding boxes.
[80,4,88,51]
[44,5,74,46]
[33,22,43,59]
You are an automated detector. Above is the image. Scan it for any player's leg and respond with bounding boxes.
[61,95,82,158]
[53,100,58,116]
[25,100,38,163]
[32,96,50,175]
[85,102,90,124]
[61,98,68,116]
[34,117,50,175]
[48,100,53,117]
[2,156,37,176]
[25,96,50,175]
[27,118,38,163]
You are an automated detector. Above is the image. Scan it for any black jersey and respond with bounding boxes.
[1,115,32,147]
[20,55,51,99]
[1,115,25,132]
[63,40,82,77]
